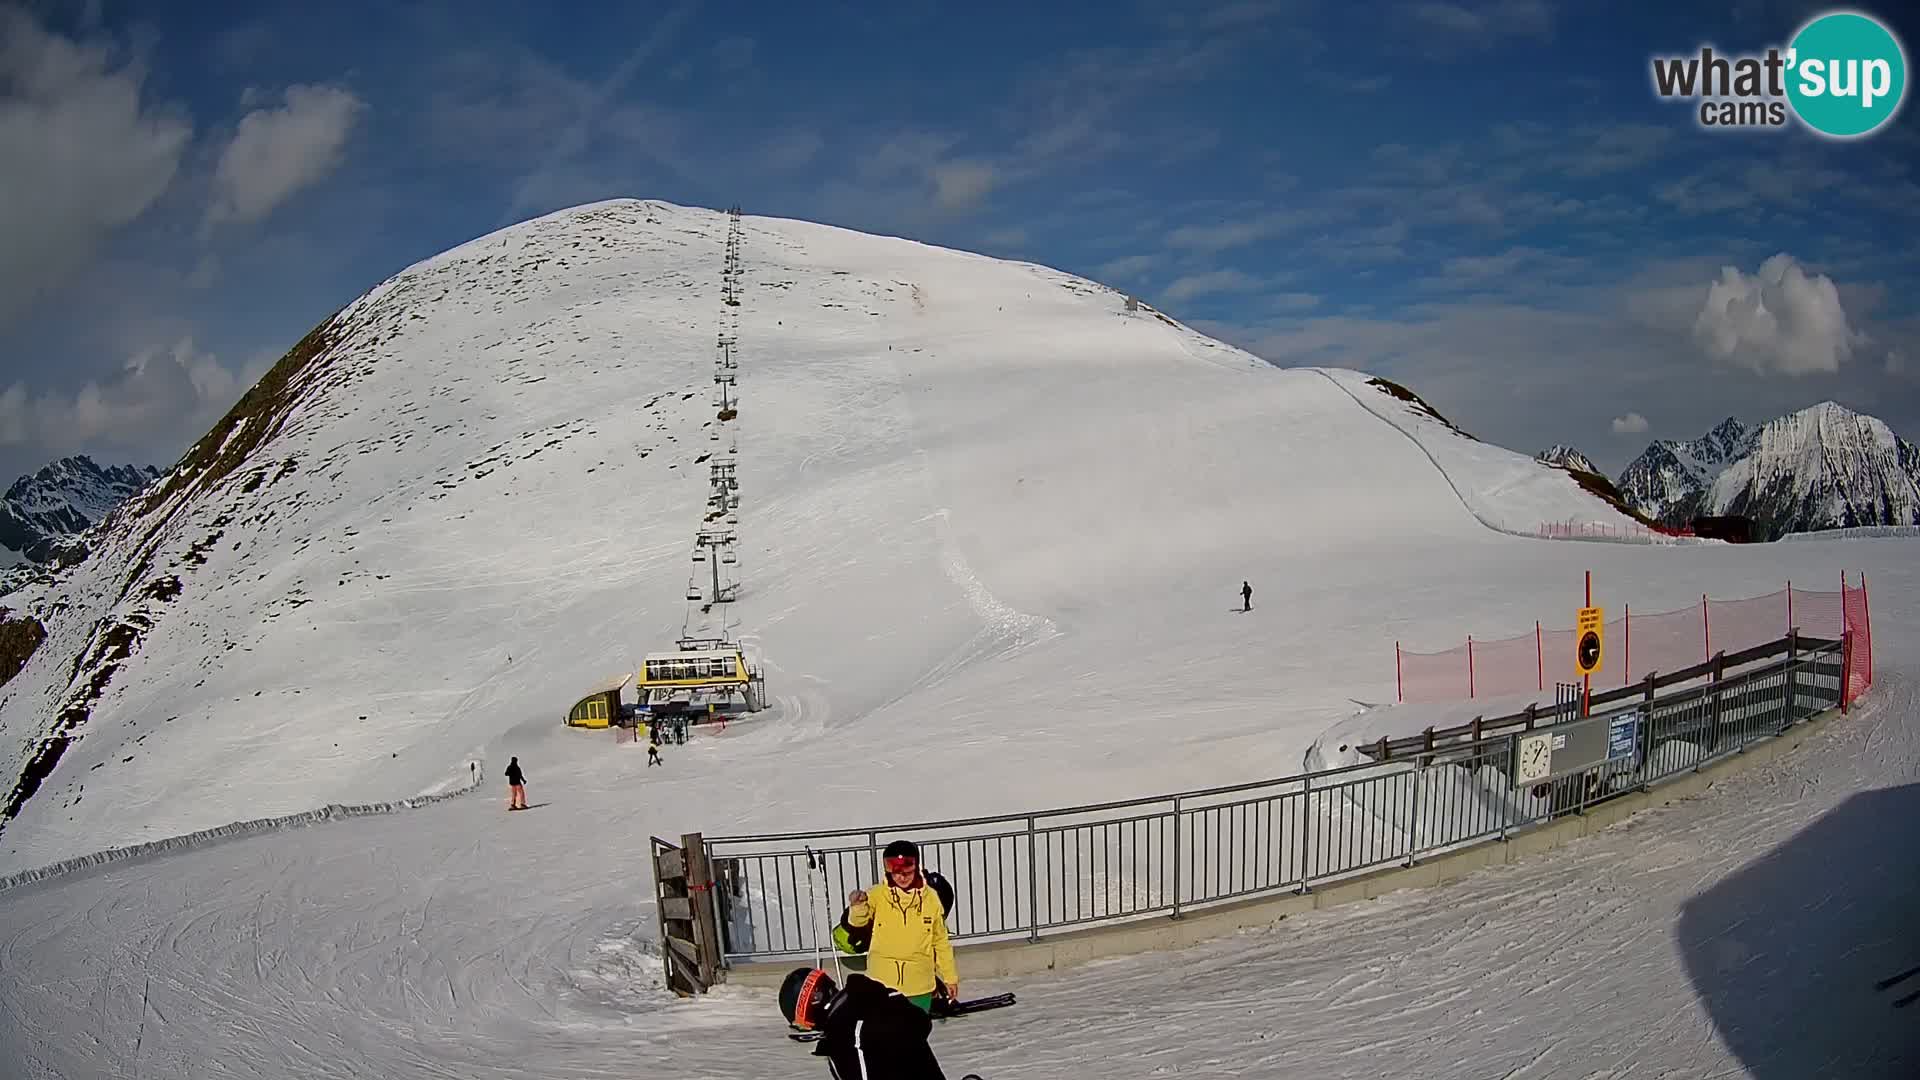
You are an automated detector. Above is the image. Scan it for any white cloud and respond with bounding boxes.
[1402,0,1553,45]
[1098,254,1157,280]
[1691,254,1868,376]
[1162,270,1262,303]
[0,7,192,332]
[760,130,824,171]
[0,337,274,462]
[1611,412,1650,434]
[1166,209,1316,253]
[930,161,998,210]
[207,84,367,227]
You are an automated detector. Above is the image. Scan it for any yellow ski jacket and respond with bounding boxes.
[844,880,957,997]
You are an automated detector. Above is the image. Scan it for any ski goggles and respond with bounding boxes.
[884,855,918,874]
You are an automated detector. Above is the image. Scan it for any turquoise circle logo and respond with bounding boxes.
[1786,11,1907,137]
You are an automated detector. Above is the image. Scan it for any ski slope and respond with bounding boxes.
[0,200,1911,1077]
[0,552,1910,1079]
[0,199,1641,875]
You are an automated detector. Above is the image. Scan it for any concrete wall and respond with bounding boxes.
[724,704,1846,989]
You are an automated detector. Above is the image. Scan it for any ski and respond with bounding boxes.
[935,992,1017,1018]
[789,1030,824,1042]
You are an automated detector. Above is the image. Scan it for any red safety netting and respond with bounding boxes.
[1844,573,1873,706]
[1397,574,1875,704]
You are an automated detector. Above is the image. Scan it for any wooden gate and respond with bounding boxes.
[651,832,724,995]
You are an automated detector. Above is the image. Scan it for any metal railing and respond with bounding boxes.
[695,634,1848,965]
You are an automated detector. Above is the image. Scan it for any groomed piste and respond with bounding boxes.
[0,201,1912,1079]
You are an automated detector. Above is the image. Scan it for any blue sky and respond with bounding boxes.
[2,0,1916,484]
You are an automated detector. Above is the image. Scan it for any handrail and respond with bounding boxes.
[703,632,1835,847]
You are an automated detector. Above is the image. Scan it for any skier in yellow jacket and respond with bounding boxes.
[842,839,958,1012]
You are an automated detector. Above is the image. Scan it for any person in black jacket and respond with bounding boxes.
[1241,580,1253,612]
[504,756,527,810]
[780,967,949,1079]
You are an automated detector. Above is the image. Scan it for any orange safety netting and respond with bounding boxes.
[1397,574,1875,706]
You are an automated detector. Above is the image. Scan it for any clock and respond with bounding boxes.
[1515,732,1553,786]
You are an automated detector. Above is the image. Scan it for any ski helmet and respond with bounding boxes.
[882,839,919,863]
[779,966,838,1030]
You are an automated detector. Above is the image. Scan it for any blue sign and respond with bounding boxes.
[1607,712,1640,762]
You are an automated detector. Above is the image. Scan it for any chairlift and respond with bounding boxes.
[722,552,737,565]
[686,586,702,601]
[692,549,706,563]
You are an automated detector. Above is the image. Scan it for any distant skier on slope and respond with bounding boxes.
[781,966,953,1079]
[504,756,528,810]
[1241,580,1253,612]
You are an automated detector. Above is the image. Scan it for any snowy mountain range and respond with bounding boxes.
[1536,445,1600,475]
[0,456,163,598]
[0,198,1642,874]
[1616,405,1920,540]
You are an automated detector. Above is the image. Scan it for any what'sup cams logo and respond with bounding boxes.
[1651,9,1907,138]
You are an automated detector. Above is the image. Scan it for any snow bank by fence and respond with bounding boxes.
[687,629,1863,966]
[1532,519,1688,545]
[1396,577,1862,704]
[0,759,486,895]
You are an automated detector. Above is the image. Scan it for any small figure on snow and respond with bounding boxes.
[780,966,952,1079]
[504,756,528,810]
[647,729,663,768]
[840,840,959,1012]
[1241,580,1253,612]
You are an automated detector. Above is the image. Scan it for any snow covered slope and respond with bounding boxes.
[0,199,1643,874]
[1320,369,1644,536]
[1708,401,1920,540]
[0,455,160,564]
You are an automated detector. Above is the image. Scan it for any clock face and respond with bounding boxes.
[1516,733,1553,784]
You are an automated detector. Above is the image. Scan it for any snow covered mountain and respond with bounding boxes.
[0,199,1646,874]
[1615,407,1920,539]
[1616,418,1756,523]
[1536,445,1599,475]
[1706,402,1920,540]
[0,456,162,566]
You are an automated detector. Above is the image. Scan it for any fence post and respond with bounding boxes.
[1702,593,1712,664]
[1536,621,1543,691]
[1467,636,1475,699]
[1624,603,1631,687]
[1297,775,1313,894]
[1842,630,1853,714]
[1405,757,1422,867]
[1396,641,1403,703]
[1026,816,1040,942]
[1171,796,1184,919]
[867,831,880,886]
[1786,581,1792,636]
[1785,627,1799,729]
[1498,733,1512,840]
[1707,651,1725,754]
